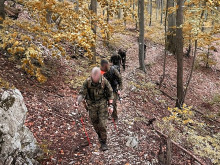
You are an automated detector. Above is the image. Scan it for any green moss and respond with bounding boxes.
[0,96,15,111]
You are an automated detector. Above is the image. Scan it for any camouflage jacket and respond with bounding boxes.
[79,76,114,103]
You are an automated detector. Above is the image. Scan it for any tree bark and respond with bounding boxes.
[106,5,110,43]
[138,0,146,72]
[159,0,169,89]
[0,0,5,29]
[156,0,160,20]
[166,137,171,165]
[160,0,163,24]
[167,0,176,54]
[118,8,122,19]
[90,0,97,63]
[107,5,110,24]
[136,0,139,30]
[183,40,197,103]
[124,0,127,27]
[46,10,52,24]
[149,0,153,26]
[133,0,135,19]
[75,0,79,12]
[175,0,184,108]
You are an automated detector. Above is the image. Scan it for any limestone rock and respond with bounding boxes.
[125,135,139,149]
[0,89,41,165]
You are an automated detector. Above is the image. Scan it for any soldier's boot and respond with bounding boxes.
[98,134,108,151]
[97,133,102,143]
[100,142,108,151]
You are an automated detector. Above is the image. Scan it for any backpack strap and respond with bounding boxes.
[101,76,105,89]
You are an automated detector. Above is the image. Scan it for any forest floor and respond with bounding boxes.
[0,26,220,165]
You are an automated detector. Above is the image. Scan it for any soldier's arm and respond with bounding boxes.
[77,79,88,105]
[104,78,114,102]
[114,69,123,90]
[119,55,122,65]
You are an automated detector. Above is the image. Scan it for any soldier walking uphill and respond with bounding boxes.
[118,48,127,71]
[100,60,123,121]
[110,53,122,73]
[75,67,114,151]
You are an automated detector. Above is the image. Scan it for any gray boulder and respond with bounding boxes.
[0,89,40,165]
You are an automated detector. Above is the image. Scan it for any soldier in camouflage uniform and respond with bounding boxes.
[100,60,123,121]
[76,67,114,151]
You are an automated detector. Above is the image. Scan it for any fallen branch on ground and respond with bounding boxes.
[153,128,206,165]
[159,89,175,100]
[143,119,206,165]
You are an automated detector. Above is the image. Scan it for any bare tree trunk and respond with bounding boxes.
[118,8,122,19]
[106,5,110,43]
[124,0,127,27]
[75,0,79,12]
[160,0,163,24]
[107,6,110,23]
[46,10,52,24]
[136,0,139,30]
[138,0,146,72]
[183,3,205,103]
[201,2,206,32]
[166,0,176,54]
[103,9,105,16]
[147,0,150,14]
[206,48,210,68]
[218,7,220,24]
[149,0,152,26]
[159,0,168,89]
[133,0,135,19]
[90,0,97,64]
[156,0,159,20]
[0,0,5,29]
[183,40,197,103]
[166,137,171,165]
[175,0,184,108]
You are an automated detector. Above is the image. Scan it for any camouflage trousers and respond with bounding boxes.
[112,92,118,119]
[87,100,108,143]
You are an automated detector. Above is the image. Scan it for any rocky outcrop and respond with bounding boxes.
[0,89,40,165]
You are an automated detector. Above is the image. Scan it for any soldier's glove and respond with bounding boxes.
[74,102,79,109]
[117,90,121,95]
[108,105,114,115]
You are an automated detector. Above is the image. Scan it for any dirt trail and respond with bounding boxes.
[0,31,162,164]
[1,28,219,164]
[68,33,164,165]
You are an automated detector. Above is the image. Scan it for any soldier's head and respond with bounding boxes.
[100,59,109,72]
[91,67,101,83]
